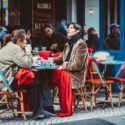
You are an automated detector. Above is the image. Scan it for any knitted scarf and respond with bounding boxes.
[65,33,82,61]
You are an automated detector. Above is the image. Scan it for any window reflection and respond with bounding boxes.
[103,0,120,50]
[0,0,20,27]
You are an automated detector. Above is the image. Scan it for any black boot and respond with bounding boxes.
[32,109,56,120]
[44,106,55,114]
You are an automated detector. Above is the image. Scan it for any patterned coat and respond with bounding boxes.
[54,38,88,89]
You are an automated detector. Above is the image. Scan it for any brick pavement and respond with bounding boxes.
[0,97,125,125]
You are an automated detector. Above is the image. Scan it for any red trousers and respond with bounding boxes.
[52,69,74,117]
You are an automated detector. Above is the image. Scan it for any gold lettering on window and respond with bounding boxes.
[37,3,51,9]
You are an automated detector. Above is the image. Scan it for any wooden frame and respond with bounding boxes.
[0,70,27,120]
[86,61,114,111]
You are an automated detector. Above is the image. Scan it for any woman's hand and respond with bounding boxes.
[25,44,32,52]
[58,66,63,70]
[50,44,57,50]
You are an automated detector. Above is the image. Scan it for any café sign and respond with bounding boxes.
[32,0,54,37]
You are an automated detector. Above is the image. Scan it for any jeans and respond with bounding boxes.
[38,70,53,107]
[40,81,53,107]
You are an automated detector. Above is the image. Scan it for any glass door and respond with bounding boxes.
[100,0,125,60]
[102,0,120,51]
[0,0,20,27]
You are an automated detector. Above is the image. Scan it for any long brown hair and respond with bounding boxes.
[2,29,26,47]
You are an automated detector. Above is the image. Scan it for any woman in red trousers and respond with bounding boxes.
[53,22,88,117]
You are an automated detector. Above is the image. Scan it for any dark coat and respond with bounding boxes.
[104,33,120,50]
[86,34,99,49]
[40,32,68,52]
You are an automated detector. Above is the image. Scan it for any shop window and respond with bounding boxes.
[103,0,120,50]
[0,0,20,27]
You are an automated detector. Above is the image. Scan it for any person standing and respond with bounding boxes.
[104,23,120,50]
[83,24,88,41]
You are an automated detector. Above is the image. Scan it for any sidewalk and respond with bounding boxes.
[0,96,125,125]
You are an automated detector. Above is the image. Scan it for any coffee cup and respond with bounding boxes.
[34,47,39,51]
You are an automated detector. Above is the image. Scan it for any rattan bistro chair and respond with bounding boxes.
[52,86,88,112]
[0,70,27,120]
[86,61,114,111]
[52,86,59,105]
[107,62,125,107]
[74,88,88,112]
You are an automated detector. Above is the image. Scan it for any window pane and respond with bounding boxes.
[0,0,20,27]
[103,0,120,50]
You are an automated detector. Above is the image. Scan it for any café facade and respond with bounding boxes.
[0,0,125,91]
[0,0,124,52]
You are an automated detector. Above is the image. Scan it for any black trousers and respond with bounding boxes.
[10,72,43,114]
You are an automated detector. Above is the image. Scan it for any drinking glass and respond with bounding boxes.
[34,47,39,51]
[48,57,53,65]
[106,56,114,61]
[40,59,44,66]
[42,47,47,51]
[45,60,51,66]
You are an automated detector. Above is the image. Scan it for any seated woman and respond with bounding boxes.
[53,23,88,116]
[0,29,54,119]
[85,27,99,50]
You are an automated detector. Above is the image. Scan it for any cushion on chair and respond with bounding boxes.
[0,91,9,95]
[14,89,27,93]
[107,77,125,82]
[86,79,114,85]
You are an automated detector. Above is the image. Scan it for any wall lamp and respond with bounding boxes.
[89,9,95,15]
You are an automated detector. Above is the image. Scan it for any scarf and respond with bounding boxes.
[65,33,82,61]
